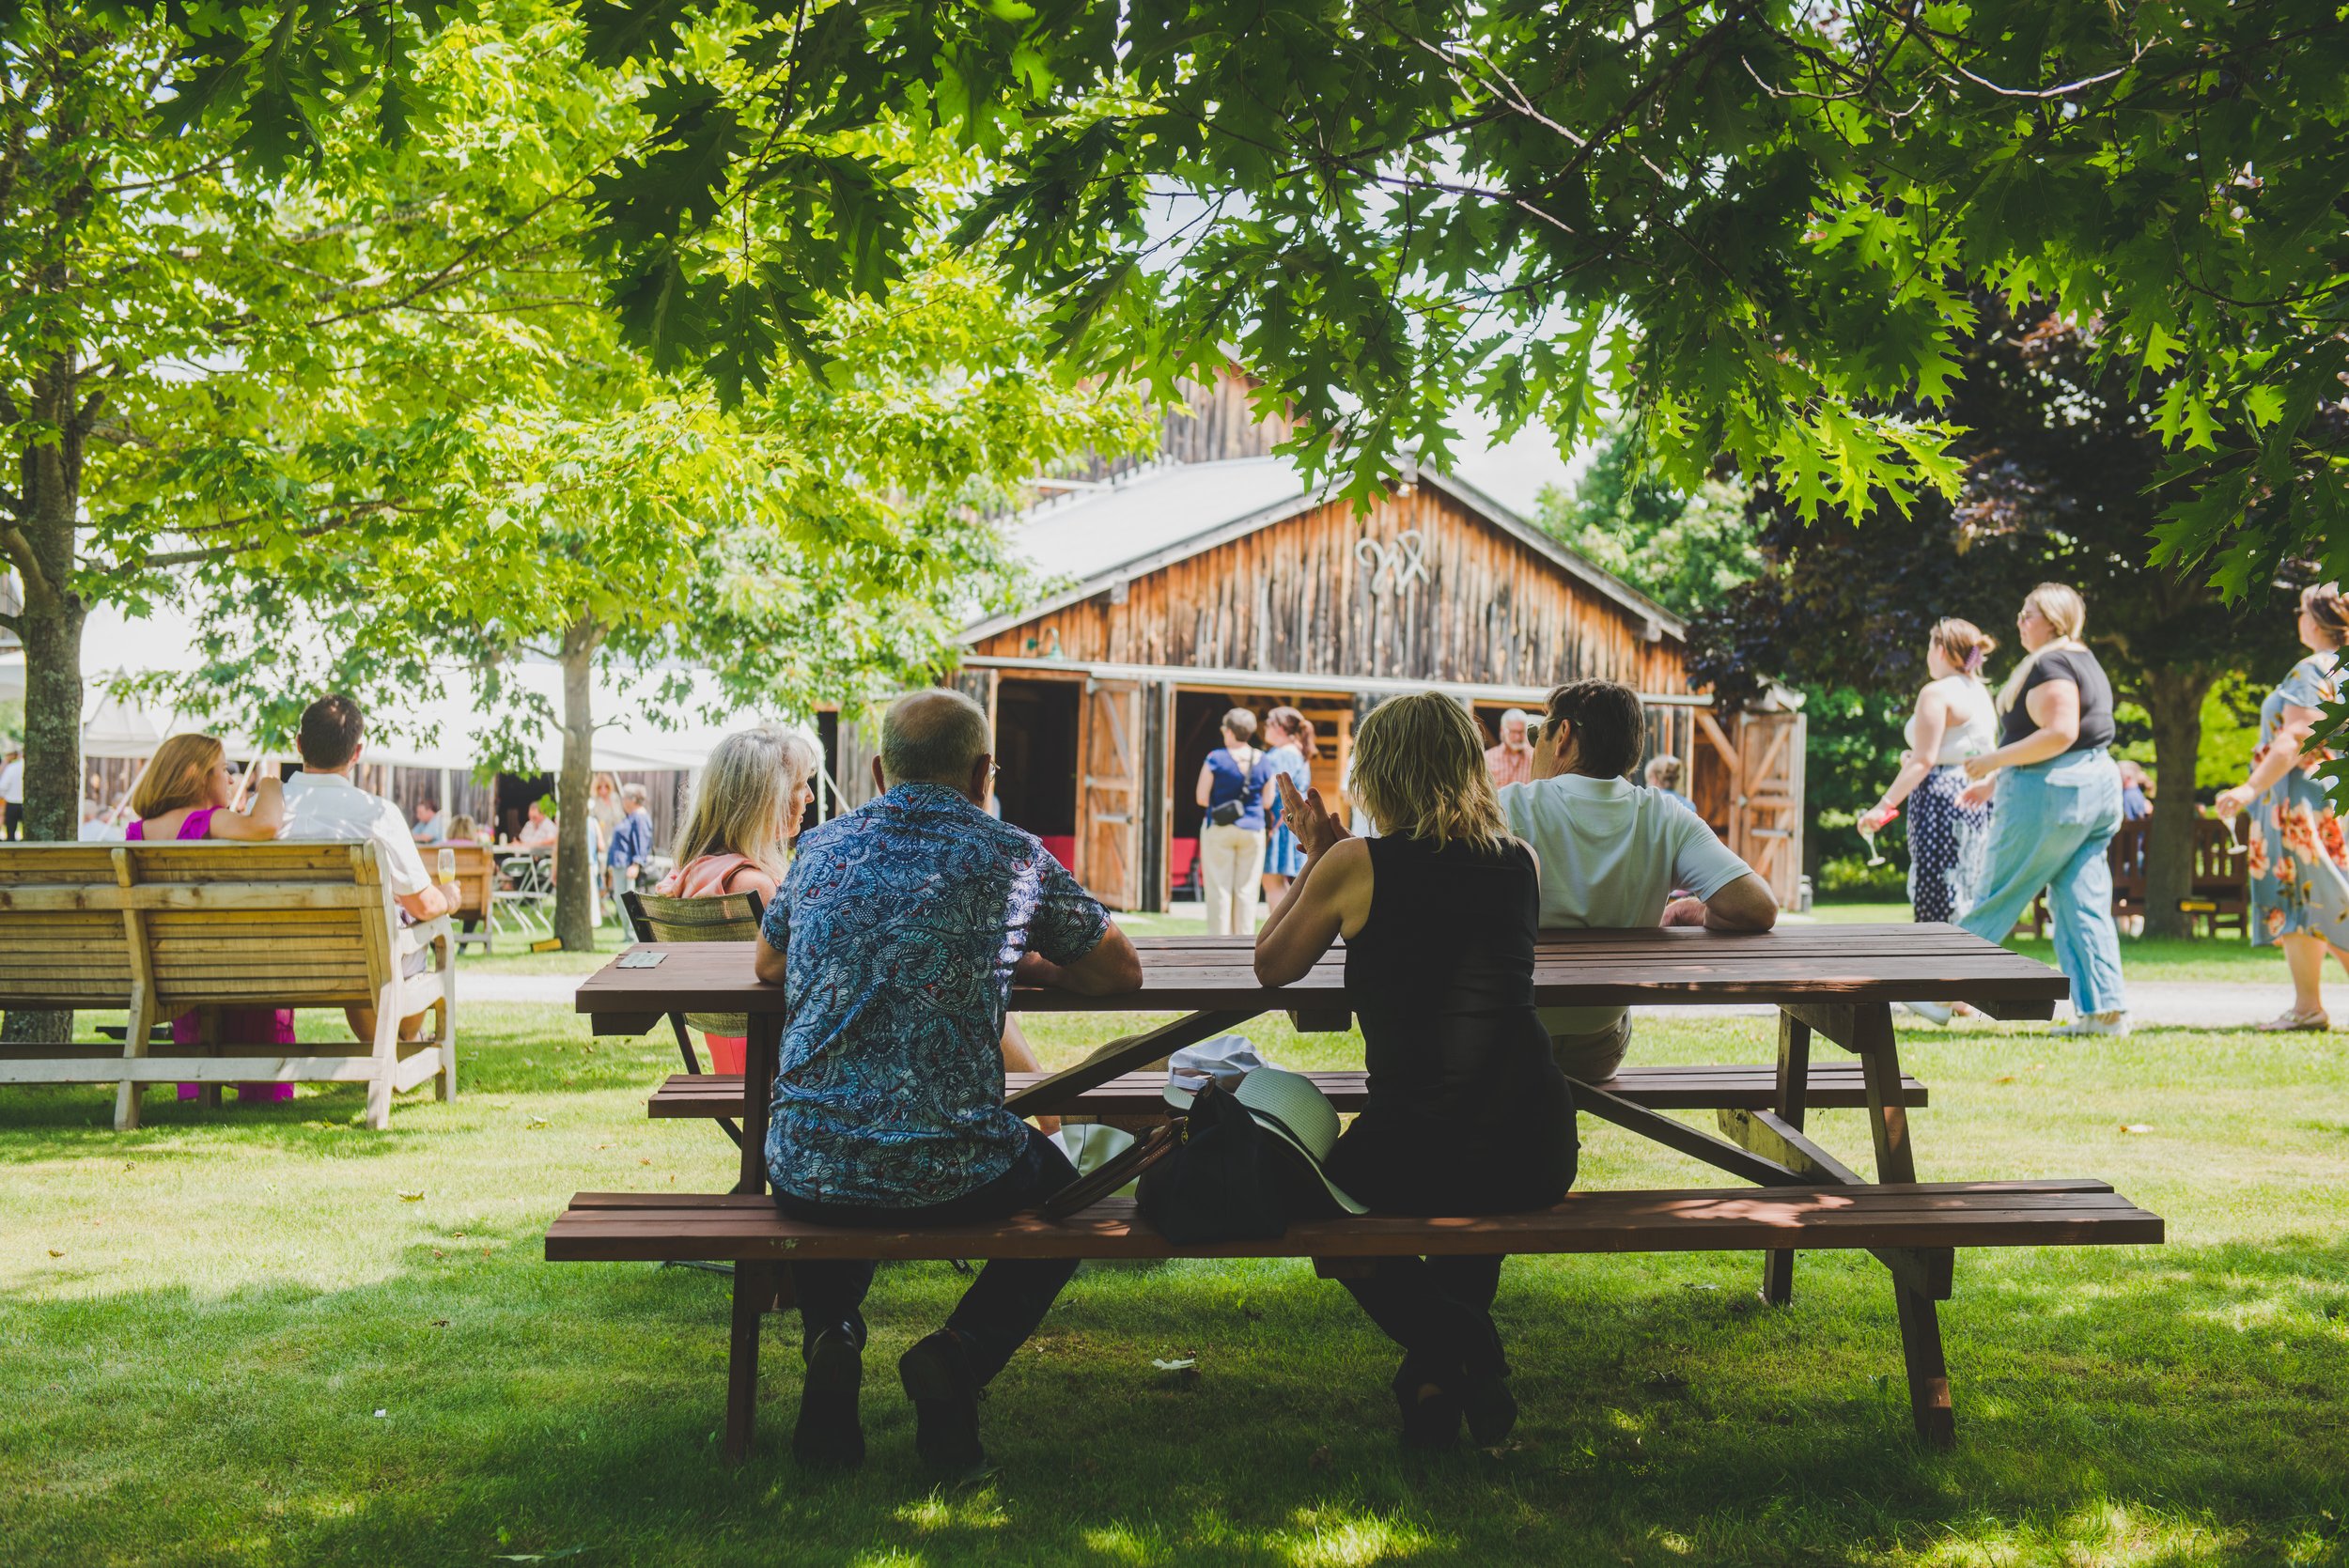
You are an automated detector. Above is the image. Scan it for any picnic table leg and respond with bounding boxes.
[723,1258,775,1465]
[738,1011,781,1196]
[1760,1010,1812,1307]
[1856,1002,1956,1448]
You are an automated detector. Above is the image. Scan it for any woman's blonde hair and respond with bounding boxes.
[130,734,226,820]
[1997,582,2090,713]
[672,724,820,882]
[1347,691,1511,853]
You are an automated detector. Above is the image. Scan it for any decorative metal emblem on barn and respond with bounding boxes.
[1355,530,1430,597]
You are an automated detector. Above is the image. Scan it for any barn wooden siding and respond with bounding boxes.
[971,484,1689,694]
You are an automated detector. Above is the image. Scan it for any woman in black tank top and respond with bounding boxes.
[1256,692,1576,1451]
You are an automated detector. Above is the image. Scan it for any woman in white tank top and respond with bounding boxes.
[1859,619,1999,923]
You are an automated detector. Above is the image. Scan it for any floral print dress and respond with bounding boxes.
[2248,652,2349,945]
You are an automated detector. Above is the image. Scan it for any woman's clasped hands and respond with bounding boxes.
[1275,772,1350,862]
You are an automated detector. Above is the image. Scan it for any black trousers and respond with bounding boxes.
[1342,1255,1510,1377]
[3,803,19,841]
[1325,1101,1577,1380]
[774,1126,1081,1384]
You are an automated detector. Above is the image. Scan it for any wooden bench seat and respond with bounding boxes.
[646,1063,1931,1123]
[547,1178,2161,1461]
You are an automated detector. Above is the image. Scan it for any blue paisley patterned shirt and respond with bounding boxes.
[760,783,1111,1206]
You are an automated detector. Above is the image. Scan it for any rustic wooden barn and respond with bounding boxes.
[836,374,1807,910]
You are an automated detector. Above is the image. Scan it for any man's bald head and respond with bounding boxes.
[880,689,991,790]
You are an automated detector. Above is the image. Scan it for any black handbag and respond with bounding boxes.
[1134,1081,1343,1243]
[1207,799,1244,827]
[1039,1123,1178,1219]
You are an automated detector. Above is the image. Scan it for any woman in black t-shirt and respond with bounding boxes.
[1925,583,2130,1034]
[1255,691,1573,1451]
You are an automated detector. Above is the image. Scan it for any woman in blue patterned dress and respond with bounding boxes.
[1259,706,1317,907]
[2215,582,2349,1032]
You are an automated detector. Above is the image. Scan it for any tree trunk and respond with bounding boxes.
[553,618,603,952]
[2140,667,2213,940]
[2,349,91,1046]
[19,598,86,845]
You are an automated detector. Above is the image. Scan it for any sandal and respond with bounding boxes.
[2254,1008,2330,1032]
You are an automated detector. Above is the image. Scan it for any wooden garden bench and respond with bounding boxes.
[0,841,457,1130]
[547,1178,2162,1464]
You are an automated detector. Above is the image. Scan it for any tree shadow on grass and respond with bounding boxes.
[2,1232,2343,1566]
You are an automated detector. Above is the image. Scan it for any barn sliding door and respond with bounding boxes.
[1077,676,1144,909]
[1734,709,1806,908]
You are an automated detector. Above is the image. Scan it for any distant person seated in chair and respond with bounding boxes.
[517,800,557,846]
[444,813,487,846]
[281,693,455,1048]
[124,734,293,1103]
[411,798,444,845]
[1501,679,1780,1084]
[752,688,1143,1478]
[653,724,822,1076]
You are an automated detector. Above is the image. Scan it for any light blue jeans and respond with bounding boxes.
[1958,747,2128,1017]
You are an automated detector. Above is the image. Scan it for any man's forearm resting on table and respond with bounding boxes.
[754,939,787,986]
[1021,927,1144,996]
[1703,875,1780,931]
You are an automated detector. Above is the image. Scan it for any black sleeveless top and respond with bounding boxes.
[1324,834,1577,1215]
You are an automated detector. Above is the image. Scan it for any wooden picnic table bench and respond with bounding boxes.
[554,924,2159,1462]
[0,842,456,1130]
[647,1063,1929,1123]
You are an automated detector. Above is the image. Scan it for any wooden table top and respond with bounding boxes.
[575,924,2066,1019]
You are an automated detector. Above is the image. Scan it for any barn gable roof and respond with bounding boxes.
[967,457,1688,647]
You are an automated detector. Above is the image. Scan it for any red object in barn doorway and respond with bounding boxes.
[1036,835,1076,872]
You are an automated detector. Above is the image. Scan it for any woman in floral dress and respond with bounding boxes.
[2216,582,2349,1031]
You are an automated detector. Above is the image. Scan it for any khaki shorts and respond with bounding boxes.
[1548,1012,1633,1086]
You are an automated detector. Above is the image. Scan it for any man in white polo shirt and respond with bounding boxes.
[281,694,454,1043]
[1500,679,1780,1083]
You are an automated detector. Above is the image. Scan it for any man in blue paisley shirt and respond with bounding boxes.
[754,688,1143,1477]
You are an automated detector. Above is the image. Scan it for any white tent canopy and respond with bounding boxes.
[66,603,776,774]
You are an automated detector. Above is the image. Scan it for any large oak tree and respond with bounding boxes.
[1692,302,2304,937]
[130,0,2349,603]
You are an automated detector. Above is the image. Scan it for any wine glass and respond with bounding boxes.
[1859,804,1899,866]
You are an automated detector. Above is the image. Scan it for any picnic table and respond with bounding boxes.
[557,924,2159,1459]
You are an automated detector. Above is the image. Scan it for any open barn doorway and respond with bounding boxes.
[994,677,1081,871]
[1164,689,1352,902]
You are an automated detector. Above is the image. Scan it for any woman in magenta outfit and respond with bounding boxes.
[125,733,294,1103]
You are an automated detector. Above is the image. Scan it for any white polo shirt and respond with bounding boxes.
[1499,772,1754,1036]
[282,771,434,898]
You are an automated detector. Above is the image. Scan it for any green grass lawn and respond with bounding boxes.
[5,1004,2344,1566]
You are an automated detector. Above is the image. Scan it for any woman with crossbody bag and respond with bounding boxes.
[1193,706,1270,935]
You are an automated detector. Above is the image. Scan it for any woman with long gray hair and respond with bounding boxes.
[656,725,821,1073]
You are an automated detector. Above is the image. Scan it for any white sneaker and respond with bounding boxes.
[1899,1001,1954,1026]
[2052,1010,2130,1038]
